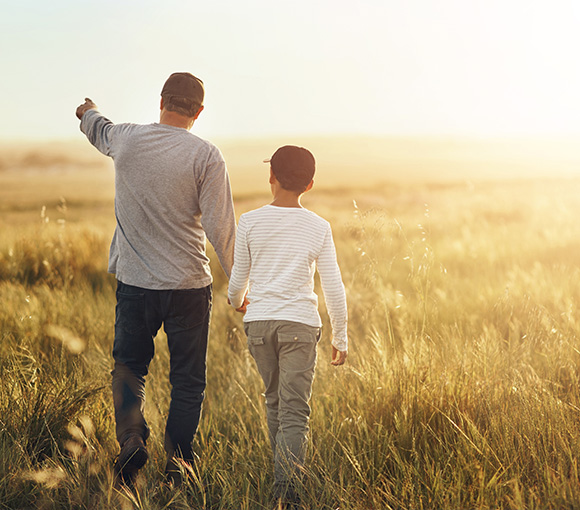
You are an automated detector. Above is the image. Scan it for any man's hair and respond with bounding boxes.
[269,146,316,194]
[162,94,201,118]
[161,72,204,118]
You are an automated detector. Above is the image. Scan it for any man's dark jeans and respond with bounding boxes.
[111,280,212,461]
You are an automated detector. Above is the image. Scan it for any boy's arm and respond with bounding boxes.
[227,215,251,309]
[317,225,348,363]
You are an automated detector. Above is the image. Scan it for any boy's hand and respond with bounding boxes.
[235,295,250,314]
[227,294,250,314]
[331,346,347,366]
[76,98,97,119]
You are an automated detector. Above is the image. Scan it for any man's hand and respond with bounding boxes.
[331,346,347,366]
[76,98,97,120]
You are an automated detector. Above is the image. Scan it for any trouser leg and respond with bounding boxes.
[111,281,161,446]
[112,364,150,445]
[163,285,212,461]
[264,372,281,456]
[275,328,318,485]
[245,321,280,455]
[245,321,320,487]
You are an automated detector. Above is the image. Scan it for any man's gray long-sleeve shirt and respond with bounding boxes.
[81,109,236,290]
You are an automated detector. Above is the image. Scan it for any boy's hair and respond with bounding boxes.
[267,145,315,194]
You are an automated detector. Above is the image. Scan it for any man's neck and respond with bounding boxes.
[159,110,194,130]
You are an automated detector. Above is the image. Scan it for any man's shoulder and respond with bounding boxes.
[130,125,224,158]
[183,132,225,161]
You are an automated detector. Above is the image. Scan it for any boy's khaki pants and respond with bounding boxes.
[244,320,320,492]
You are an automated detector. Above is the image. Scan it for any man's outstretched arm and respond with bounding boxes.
[76,98,116,157]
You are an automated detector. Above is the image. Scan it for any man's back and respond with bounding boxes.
[81,110,235,290]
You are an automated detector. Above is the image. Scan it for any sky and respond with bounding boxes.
[1,0,580,140]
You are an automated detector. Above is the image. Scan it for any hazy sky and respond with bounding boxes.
[1,0,579,140]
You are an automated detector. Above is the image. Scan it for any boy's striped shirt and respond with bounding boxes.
[228,205,348,351]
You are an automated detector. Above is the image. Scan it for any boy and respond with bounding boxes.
[228,145,348,508]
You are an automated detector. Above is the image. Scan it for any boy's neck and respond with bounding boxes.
[270,188,303,208]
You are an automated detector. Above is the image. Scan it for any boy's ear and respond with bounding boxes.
[269,168,276,184]
[305,179,314,192]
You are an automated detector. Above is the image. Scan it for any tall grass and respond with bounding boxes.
[2,178,580,508]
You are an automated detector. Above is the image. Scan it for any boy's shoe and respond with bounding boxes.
[274,481,300,510]
[113,435,148,488]
[277,500,300,510]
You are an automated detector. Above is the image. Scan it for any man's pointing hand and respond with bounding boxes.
[76,98,97,120]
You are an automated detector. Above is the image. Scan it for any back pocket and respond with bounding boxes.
[278,330,319,344]
[116,292,146,335]
[247,336,265,346]
[171,287,211,329]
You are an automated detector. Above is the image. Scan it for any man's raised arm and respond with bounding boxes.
[76,98,116,157]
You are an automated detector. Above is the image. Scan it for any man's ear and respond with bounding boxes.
[269,168,276,185]
[160,97,164,110]
[305,179,314,192]
[193,105,204,121]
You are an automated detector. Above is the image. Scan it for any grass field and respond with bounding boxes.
[1,138,580,509]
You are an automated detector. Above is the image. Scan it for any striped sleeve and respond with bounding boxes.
[228,215,250,309]
[317,225,348,351]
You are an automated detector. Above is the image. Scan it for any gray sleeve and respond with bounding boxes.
[79,109,115,157]
[199,149,236,279]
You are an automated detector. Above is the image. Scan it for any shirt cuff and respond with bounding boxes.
[227,288,246,309]
[331,337,348,352]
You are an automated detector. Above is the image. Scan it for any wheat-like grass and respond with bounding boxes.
[1,178,580,508]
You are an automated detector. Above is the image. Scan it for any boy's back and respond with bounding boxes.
[229,204,347,350]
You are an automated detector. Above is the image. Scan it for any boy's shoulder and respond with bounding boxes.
[241,205,330,228]
[299,207,331,228]
[240,204,269,217]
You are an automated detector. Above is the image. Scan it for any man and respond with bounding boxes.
[76,72,236,486]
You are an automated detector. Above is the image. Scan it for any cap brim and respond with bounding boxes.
[263,158,271,163]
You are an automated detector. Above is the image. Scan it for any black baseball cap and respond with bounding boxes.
[161,72,204,105]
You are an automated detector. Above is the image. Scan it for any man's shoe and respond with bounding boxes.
[113,435,148,488]
[164,456,183,488]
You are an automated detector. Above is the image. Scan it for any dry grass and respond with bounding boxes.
[1,139,580,509]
